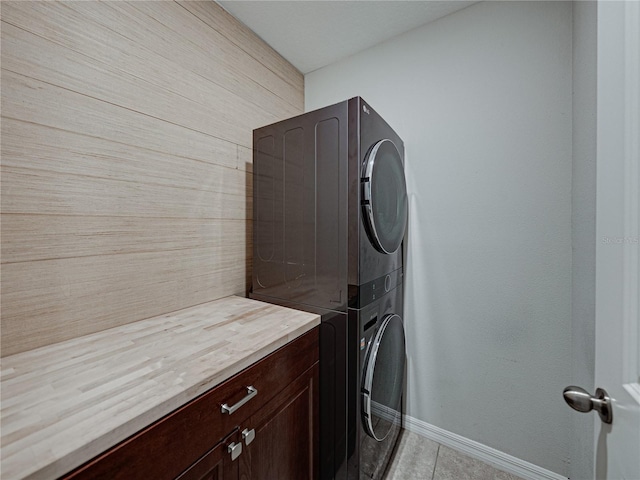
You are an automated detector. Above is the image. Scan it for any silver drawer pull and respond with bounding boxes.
[221,386,258,415]
[228,441,242,461]
[242,427,256,445]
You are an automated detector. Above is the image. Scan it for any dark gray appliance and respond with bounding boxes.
[354,285,405,480]
[251,97,407,480]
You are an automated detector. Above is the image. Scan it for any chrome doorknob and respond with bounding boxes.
[563,386,613,424]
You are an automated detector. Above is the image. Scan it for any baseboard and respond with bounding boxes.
[370,400,402,425]
[402,415,568,480]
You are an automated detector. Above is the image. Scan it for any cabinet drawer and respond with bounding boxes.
[63,327,319,480]
[176,429,239,480]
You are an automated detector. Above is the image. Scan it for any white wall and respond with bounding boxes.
[306,2,574,476]
[570,3,597,480]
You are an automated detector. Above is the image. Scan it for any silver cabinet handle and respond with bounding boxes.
[228,441,242,461]
[563,386,613,424]
[242,428,256,445]
[221,386,258,415]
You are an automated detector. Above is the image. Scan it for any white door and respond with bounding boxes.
[594,1,640,478]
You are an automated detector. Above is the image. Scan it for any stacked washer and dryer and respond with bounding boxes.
[251,97,408,480]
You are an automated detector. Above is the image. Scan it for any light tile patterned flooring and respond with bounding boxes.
[384,430,525,480]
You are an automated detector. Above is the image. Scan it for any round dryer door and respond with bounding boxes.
[362,139,408,254]
[362,314,406,441]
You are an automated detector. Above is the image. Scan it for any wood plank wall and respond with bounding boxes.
[0,1,304,356]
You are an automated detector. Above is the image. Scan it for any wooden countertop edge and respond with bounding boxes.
[1,297,320,480]
[46,322,317,480]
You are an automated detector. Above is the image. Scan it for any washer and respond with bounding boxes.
[251,97,407,480]
[348,284,405,480]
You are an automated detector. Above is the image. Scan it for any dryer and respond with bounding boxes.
[251,97,407,480]
[252,97,407,310]
[355,100,407,308]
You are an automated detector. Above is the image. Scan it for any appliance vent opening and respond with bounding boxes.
[364,316,377,332]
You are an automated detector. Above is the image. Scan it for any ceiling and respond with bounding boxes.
[218,1,477,74]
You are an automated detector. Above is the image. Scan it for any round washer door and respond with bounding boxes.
[361,314,406,441]
[362,139,408,254]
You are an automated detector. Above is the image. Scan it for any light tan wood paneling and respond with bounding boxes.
[1,166,249,219]
[1,71,239,168]
[1,17,288,148]
[112,1,302,109]
[238,145,254,172]
[1,1,301,137]
[1,248,249,357]
[0,0,303,356]
[1,216,249,263]
[1,118,238,185]
[178,1,304,97]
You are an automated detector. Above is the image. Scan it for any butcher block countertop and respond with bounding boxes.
[0,296,320,480]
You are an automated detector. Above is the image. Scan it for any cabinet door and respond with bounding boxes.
[178,430,240,480]
[239,363,319,480]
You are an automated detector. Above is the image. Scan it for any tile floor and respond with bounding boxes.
[384,430,525,480]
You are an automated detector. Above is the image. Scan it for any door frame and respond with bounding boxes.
[594,0,640,478]
[595,0,640,405]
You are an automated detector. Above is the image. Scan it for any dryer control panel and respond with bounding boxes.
[350,267,403,309]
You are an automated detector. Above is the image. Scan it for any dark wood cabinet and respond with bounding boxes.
[178,430,239,480]
[239,363,318,480]
[63,327,319,480]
